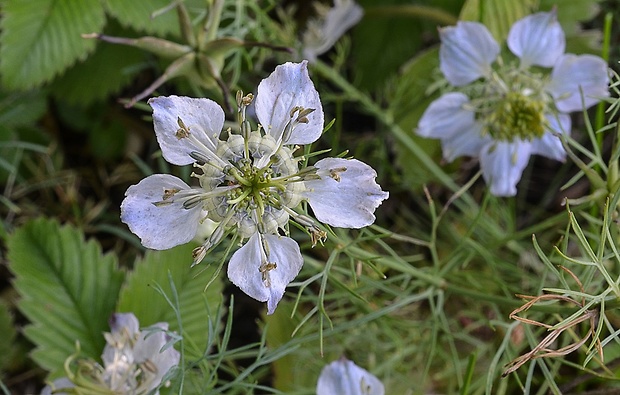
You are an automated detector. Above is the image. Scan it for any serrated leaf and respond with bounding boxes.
[7,218,124,377]
[0,301,16,372]
[0,0,106,90]
[103,0,182,37]
[460,0,536,41]
[117,243,224,359]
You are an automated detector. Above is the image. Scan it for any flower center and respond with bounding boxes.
[198,131,303,238]
[482,90,546,142]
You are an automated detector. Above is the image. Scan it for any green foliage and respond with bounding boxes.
[351,0,461,91]
[103,0,182,37]
[0,0,106,90]
[0,90,48,184]
[50,24,146,106]
[387,47,457,190]
[0,90,47,129]
[0,301,16,373]
[117,243,225,360]
[7,218,124,378]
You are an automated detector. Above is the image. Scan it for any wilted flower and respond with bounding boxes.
[416,10,609,196]
[302,0,364,62]
[41,313,179,395]
[317,357,384,395]
[121,61,388,314]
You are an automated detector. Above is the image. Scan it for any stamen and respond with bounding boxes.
[162,188,180,200]
[176,117,191,139]
[259,261,277,287]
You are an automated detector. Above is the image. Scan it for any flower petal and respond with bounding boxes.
[439,21,499,86]
[302,0,364,62]
[255,61,324,145]
[134,322,180,393]
[41,378,75,395]
[441,122,489,162]
[507,11,565,68]
[317,358,385,395]
[303,158,388,228]
[121,174,203,250]
[480,141,532,197]
[417,92,474,139]
[547,54,609,112]
[530,113,571,161]
[227,233,303,314]
[149,95,225,166]
[110,313,140,335]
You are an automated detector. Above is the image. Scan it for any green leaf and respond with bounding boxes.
[0,301,16,372]
[0,0,106,90]
[117,243,225,360]
[7,218,124,377]
[103,0,182,37]
[460,0,536,41]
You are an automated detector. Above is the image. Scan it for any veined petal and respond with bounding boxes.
[255,61,324,145]
[441,122,489,162]
[121,174,203,250]
[439,21,499,86]
[530,113,571,161]
[149,95,225,166]
[317,358,385,395]
[417,92,474,139]
[508,11,565,68]
[480,141,532,197]
[227,233,303,314]
[303,158,388,228]
[547,54,610,112]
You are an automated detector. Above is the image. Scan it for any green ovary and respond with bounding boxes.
[484,92,546,142]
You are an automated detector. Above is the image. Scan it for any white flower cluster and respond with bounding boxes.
[121,61,388,314]
[417,10,609,196]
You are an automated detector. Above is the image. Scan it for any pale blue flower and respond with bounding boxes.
[418,10,609,196]
[121,61,388,314]
[317,358,384,395]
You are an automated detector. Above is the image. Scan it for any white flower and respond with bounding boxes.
[40,313,179,395]
[102,313,179,394]
[317,358,384,395]
[417,10,609,196]
[302,0,364,62]
[121,61,389,314]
